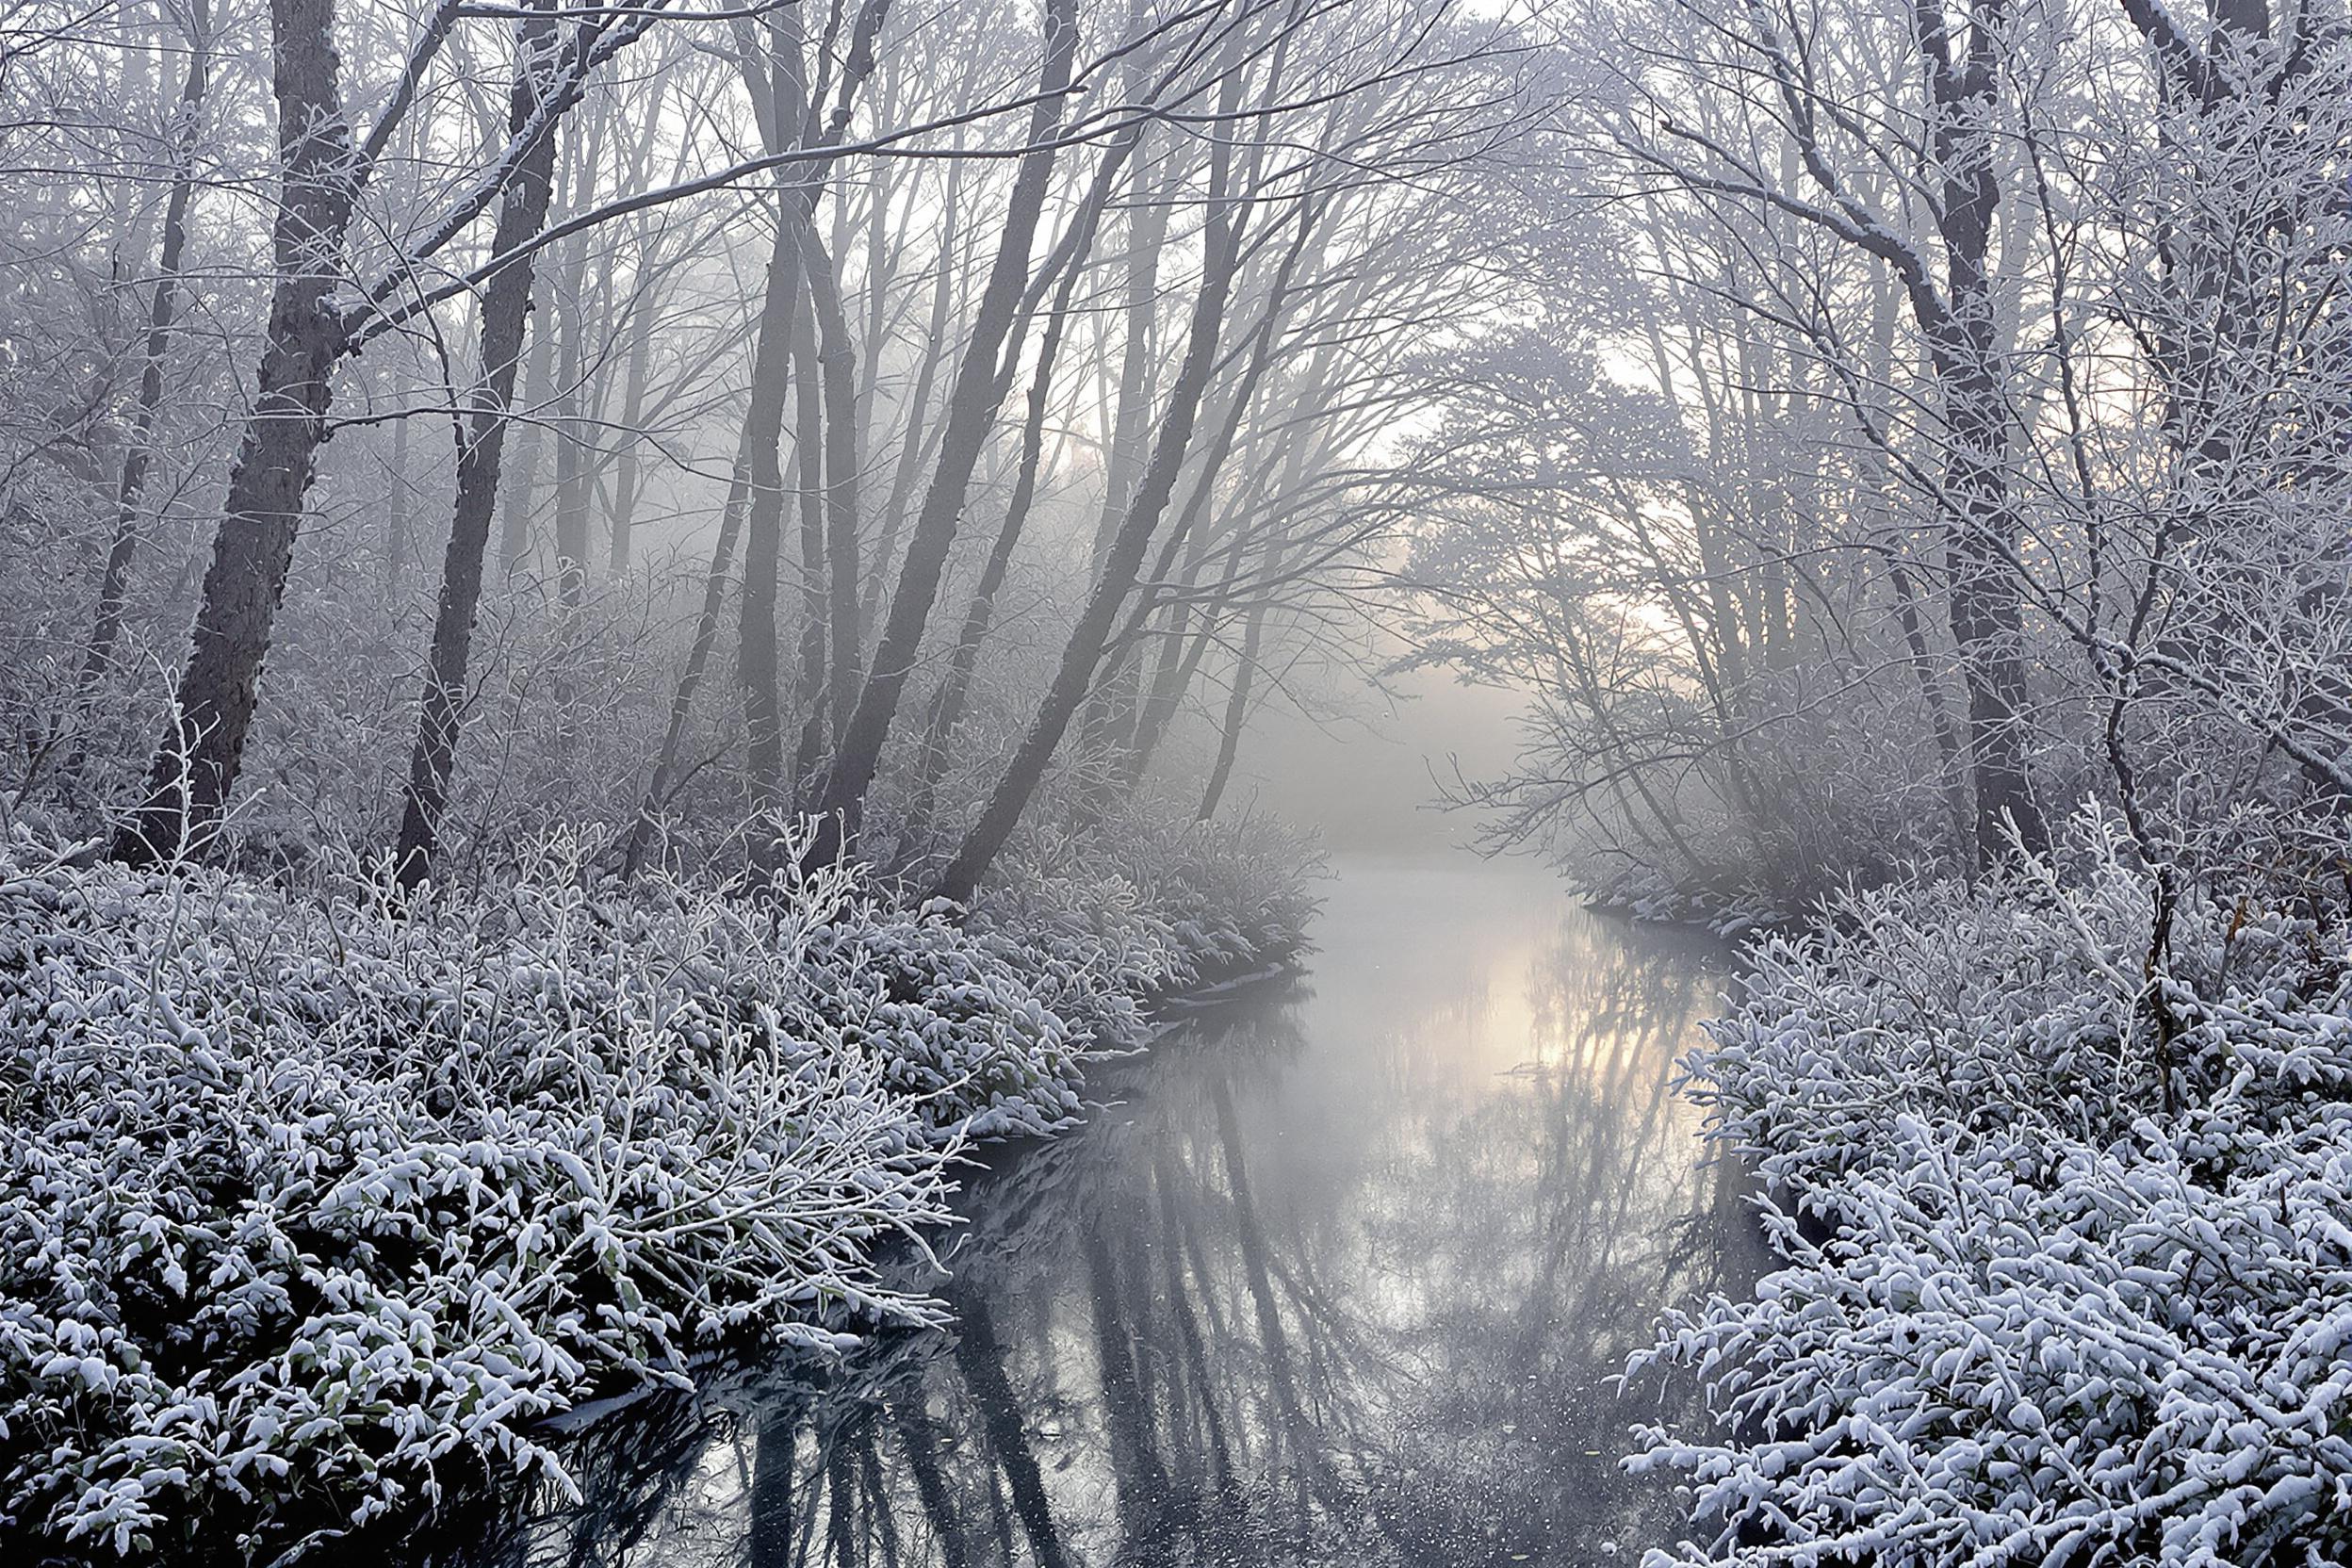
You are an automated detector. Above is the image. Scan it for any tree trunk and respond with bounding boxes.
[384,408,411,605]
[748,1414,797,1568]
[606,292,657,573]
[935,133,1246,904]
[952,1294,1071,1568]
[1070,138,1181,785]
[394,2,568,890]
[622,440,751,878]
[785,305,830,808]
[79,0,209,688]
[1084,1219,1171,1535]
[858,154,966,639]
[113,0,358,866]
[1091,132,1174,564]
[1208,1070,1342,1510]
[1197,585,1271,821]
[804,0,1080,864]
[1126,203,1322,780]
[890,1399,970,1568]
[1918,0,2044,865]
[599,76,678,577]
[550,281,591,610]
[904,194,1103,838]
[1153,1143,1234,1493]
[823,1432,857,1568]
[800,220,864,739]
[1886,559,1971,853]
[500,302,556,573]
[734,0,890,855]
[737,207,810,831]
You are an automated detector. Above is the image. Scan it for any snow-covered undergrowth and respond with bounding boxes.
[1633,814,2352,1566]
[974,804,1321,995]
[0,821,1303,1560]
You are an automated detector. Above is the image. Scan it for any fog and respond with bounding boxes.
[5,0,2351,1562]
[1234,658,1532,855]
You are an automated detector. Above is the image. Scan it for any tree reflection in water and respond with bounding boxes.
[426,858,1753,1568]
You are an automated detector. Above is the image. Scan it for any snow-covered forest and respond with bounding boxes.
[2,0,2348,1561]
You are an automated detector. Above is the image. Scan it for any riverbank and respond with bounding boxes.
[0,816,1314,1562]
[394,852,1746,1568]
[1630,814,2352,1564]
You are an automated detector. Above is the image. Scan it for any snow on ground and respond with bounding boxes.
[0,817,1309,1559]
[1634,812,2352,1567]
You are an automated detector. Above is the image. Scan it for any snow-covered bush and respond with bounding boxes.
[0,824,1193,1559]
[1633,812,2352,1566]
[974,800,1320,999]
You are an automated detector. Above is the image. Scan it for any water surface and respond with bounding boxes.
[451,854,1752,1567]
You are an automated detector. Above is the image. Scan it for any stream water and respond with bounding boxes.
[441,853,1756,1568]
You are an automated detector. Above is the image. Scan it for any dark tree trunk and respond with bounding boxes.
[1090,129,1176,566]
[736,0,890,854]
[903,135,1135,842]
[1153,1143,1235,1493]
[953,1294,1071,1568]
[1209,1070,1340,1509]
[1917,0,2045,865]
[1197,585,1271,822]
[748,1413,798,1568]
[1070,137,1180,783]
[800,221,864,737]
[934,134,1246,905]
[625,0,884,879]
[904,227,1090,837]
[113,0,358,866]
[1127,529,1233,783]
[79,0,209,689]
[785,305,829,809]
[738,207,810,833]
[858,156,965,640]
[1084,1219,1170,1532]
[499,306,556,573]
[824,1432,857,1567]
[1129,429,1303,786]
[804,0,1080,863]
[1126,204,1321,780]
[890,1399,971,1568]
[394,3,568,890]
[858,1427,904,1568]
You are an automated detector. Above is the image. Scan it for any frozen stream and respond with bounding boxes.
[440,854,1755,1567]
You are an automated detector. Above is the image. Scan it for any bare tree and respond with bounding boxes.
[112,0,365,864]
[805,0,1084,862]
[393,0,568,889]
[74,0,210,694]
[934,54,1250,903]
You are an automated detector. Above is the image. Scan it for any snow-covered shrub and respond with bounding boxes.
[0,825,1158,1559]
[974,800,1320,1000]
[1634,811,2352,1566]
[792,905,1101,1140]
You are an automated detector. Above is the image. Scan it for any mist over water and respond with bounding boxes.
[1236,662,1535,856]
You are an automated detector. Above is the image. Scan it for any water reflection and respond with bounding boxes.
[433,856,1754,1568]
